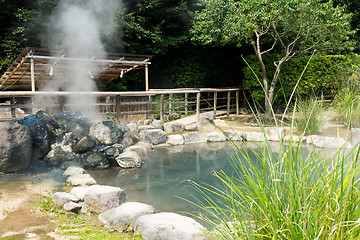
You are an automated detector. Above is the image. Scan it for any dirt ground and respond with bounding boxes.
[0,111,350,240]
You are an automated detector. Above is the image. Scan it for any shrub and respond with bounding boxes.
[332,84,360,127]
[295,96,323,134]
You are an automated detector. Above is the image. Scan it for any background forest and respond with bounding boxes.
[1,0,360,111]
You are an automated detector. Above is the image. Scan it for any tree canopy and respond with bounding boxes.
[192,0,354,116]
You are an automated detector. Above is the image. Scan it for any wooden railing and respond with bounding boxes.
[0,87,244,123]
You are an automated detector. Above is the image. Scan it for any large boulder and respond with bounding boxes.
[83,185,128,213]
[306,135,347,148]
[266,128,286,142]
[223,130,244,141]
[73,136,96,153]
[18,114,50,160]
[89,121,128,145]
[243,132,265,142]
[53,111,91,136]
[125,145,147,159]
[46,146,78,166]
[0,122,32,173]
[63,166,85,178]
[140,129,167,145]
[52,192,79,207]
[182,132,206,143]
[116,151,142,168]
[134,212,207,240]
[167,134,184,146]
[99,202,155,231]
[81,152,109,169]
[66,174,97,186]
[164,122,185,134]
[206,132,226,142]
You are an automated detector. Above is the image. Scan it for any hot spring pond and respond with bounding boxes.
[88,141,318,215]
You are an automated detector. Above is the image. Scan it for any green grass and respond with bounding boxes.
[332,85,360,128]
[189,123,360,239]
[38,197,143,240]
[294,96,323,134]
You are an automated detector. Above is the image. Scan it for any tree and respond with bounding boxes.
[192,0,354,117]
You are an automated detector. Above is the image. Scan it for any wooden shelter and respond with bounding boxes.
[0,47,152,91]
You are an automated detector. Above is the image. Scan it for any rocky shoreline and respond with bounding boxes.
[1,110,360,239]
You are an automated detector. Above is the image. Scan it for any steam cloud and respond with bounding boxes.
[38,0,122,120]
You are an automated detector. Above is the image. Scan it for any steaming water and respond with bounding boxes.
[89,141,313,215]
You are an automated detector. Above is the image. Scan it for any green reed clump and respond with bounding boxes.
[333,85,360,128]
[191,133,360,239]
[294,96,323,134]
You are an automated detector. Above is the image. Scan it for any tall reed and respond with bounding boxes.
[294,96,323,134]
[190,133,360,239]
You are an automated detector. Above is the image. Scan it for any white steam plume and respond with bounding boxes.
[38,0,122,120]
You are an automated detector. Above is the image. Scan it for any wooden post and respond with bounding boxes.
[59,96,65,113]
[160,94,164,122]
[236,90,239,116]
[213,92,217,118]
[10,97,16,119]
[185,93,188,115]
[149,96,153,120]
[115,95,121,122]
[30,58,35,114]
[169,93,173,118]
[145,64,149,91]
[105,96,111,113]
[196,92,200,124]
[227,91,231,117]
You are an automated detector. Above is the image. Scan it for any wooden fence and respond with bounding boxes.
[0,87,244,123]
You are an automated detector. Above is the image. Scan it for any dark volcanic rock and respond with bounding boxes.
[18,115,50,160]
[54,111,91,136]
[73,136,96,154]
[0,122,32,172]
[81,152,109,169]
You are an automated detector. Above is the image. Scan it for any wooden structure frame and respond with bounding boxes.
[0,47,152,91]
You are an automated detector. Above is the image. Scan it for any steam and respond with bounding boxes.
[38,0,122,120]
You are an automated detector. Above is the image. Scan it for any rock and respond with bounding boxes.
[200,112,215,123]
[140,129,167,145]
[135,141,152,150]
[70,186,93,200]
[214,119,227,127]
[182,132,206,143]
[134,212,206,240]
[198,122,217,132]
[89,121,128,145]
[167,134,184,146]
[46,146,77,164]
[113,144,124,153]
[47,156,65,167]
[73,136,96,153]
[164,122,185,134]
[152,119,163,129]
[83,185,127,213]
[66,174,97,186]
[63,166,85,178]
[266,128,286,141]
[139,125,155,133]
[63,201,82,212]
[350,128,360,146]
[306,135,347,148]
[0,122,32,173]
[206,132,226,142]
[99,202,155,231]
[243,132,265,142]
[223,130,244,141]
[125,145,147,159]
[144,119,152,125]
[81,152,109,169]
[52,192,79,207]
[54,111,91,136]
[116,151,142,168]
[18,114,50,160]
[126,122,138,132]
[185,125,198,131]
[96,146,120,160]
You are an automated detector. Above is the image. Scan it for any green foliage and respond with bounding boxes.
[295,96,323,134]
[38,196,142,240]
[123,0,194,55]
[333,84,360,127]
[243,54,360,107]
[191,131,360,239]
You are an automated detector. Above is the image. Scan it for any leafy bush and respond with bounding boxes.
[332,84,360,127]
[191,131,360,239]
[295,96,323,134]
[243,54,360,108]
